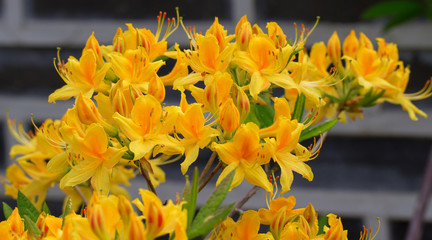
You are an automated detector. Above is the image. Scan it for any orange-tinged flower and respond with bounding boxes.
[175,103,219,174]
[323,214,348,240]
[59,123,127,195]
[264,118,313,193]
[212,122,272,192]
[123,23,168,60]
[233,35,296,99]
[202,72,233,115]
[49,49,111,103]
[267,22,287,48]
[133,189,187,240]
[206,17,234,51]
[113,95,184,160]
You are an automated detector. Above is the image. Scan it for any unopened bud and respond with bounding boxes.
[84,32,104,66]
[219,98,240,134]
[76,93,104,124]
[359,32,374,50]
[148,75,166,103]
[343,30,359,58]
[235,16,252,51]
[327,31,341,65]
[113,27,125,54]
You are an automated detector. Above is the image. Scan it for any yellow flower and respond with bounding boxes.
[264,118,313,193]
[233,34,296,99]
[59,123,127,195]
[212,122,272,192]
[175,103,219,174]
[49,49,111,103]
[113,94,184,160]
[133,189,187,240]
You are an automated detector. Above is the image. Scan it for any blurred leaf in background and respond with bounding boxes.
[362,0,432,31]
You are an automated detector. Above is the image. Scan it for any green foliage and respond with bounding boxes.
[23,215,41,238]
[187,171,235,239]
[300,119,338,142]
[362,0,430,31]
[17,191,40,224]
[292,93,306,122]
[2,202,13,219]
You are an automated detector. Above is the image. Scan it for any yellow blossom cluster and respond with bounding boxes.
[2,9,428,240]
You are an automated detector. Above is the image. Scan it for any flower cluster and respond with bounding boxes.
[2,9,429,239]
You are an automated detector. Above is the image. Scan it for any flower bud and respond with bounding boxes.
[231,85,250,123]
[113,27,125,54]
[343,30,359,58]
[88,204,110,240]
[359,32,374,50]
[219,98,240,134]
[128,215,146,240]
[327,31,341,65]
[84,32,104,66]
[267,22,287,48]
[148,75,166,103]
[235,15,252,51]
[206,17,228,49]
[118,195,134,224]
[110,80,142,117]
[76,93,104,125]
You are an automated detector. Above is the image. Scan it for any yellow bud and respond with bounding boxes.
[327,31,341,65]
[303,203,319,236]
[118,195,134,224]
[219,98,240,134]
[75,93,104,125]
[88,204,110,240]
[343,30,359,58]
[148,75,166,103]
[235,15,252,51]
[84,32,104,66]
[113,27,125,54]
[267,22,287,48]
[359,32,374,50]
[324,214,347,240]
[206,17,228,49]
[110,80,142,117]
[128,215,146,240]
[231,85,250,123]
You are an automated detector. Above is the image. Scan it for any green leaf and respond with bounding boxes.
[361,1,422,19]
[191,171,234,227]
[2,202,13,219]
[152,45,176,62]
[183,168,199,229]
[42,202,51,215]
[317,213,328,235]
[299,119,338,142]
[187,202,235,239]
[17,191,39,223]
[292,93,306,122]
[61,197,72,229]
[254,103,275,128]
[384,8,421,31]
[188,171,234,238]
[23,215,41,238]
[244,104,261,128]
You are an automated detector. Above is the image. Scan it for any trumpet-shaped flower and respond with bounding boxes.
[212,122,272,192]
[49,49,111,103]
[265,118,313,193]
[59,123,127,195]
[175,103,219,174]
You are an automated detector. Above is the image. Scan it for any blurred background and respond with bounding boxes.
[0,0,431,239]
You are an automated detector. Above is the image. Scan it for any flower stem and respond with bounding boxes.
[75,186,88,206]
[138,161,157,195]
[199,151,217,184]
[199,161,222,192]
